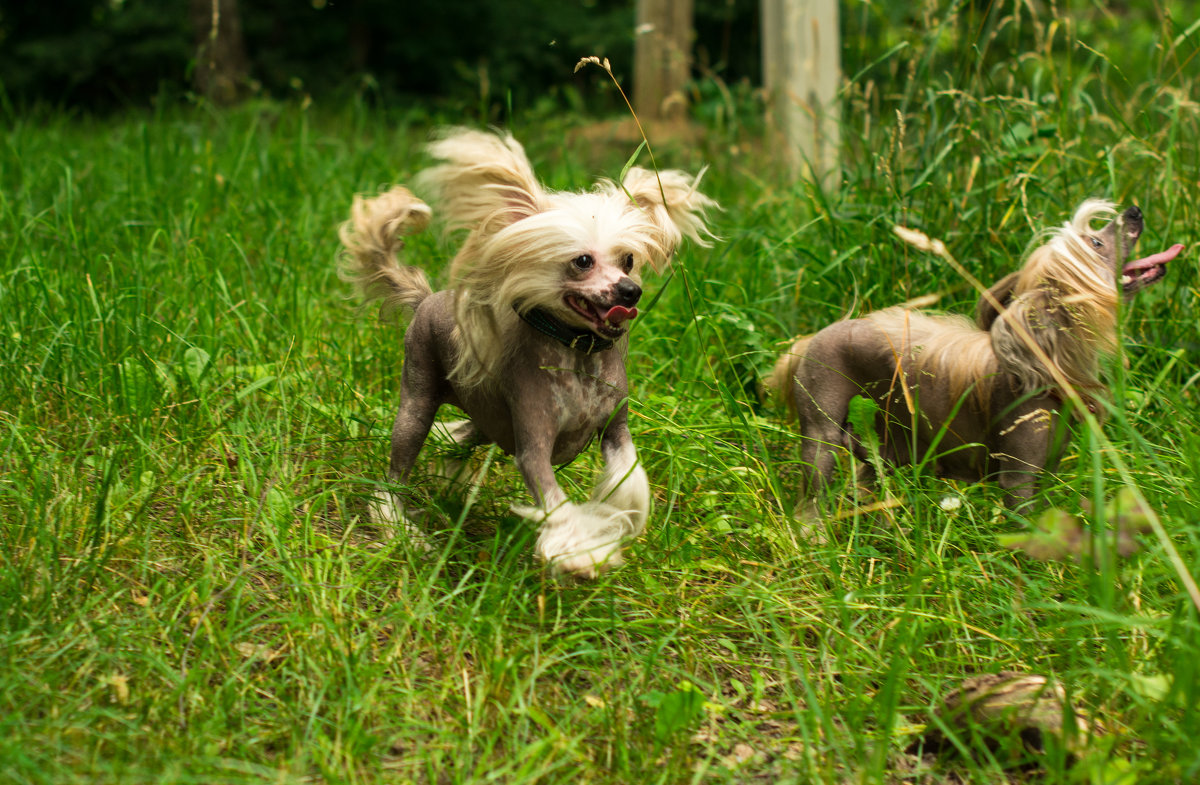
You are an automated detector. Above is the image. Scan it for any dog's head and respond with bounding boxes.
[418,128,717,347]
[977,201,1182,329]
[1046,201,1180,297]
[981,200,1183,396]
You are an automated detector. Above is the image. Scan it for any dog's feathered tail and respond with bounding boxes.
[768,336,814,420]
[338,186,434,318]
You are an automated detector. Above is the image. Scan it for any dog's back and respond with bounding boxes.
[777,309,993,417]
[776,307,1002,487]
[862,307,997,409]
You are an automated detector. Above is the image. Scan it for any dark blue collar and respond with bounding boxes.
[515,306,615,354]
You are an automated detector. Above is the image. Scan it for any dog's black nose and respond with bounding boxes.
[1125,205,1142,221]
[614,278,642,306]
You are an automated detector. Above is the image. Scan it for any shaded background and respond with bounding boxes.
[0,0,762,112]
[7,0,1175,116]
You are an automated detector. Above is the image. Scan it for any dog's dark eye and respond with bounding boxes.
[1090,237,1103,249]
[622,254,634,273]
[572,254,594,271]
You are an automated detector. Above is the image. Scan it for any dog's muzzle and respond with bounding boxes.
[614,278,642,307]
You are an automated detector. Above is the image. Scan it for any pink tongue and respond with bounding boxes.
[601,305,638,324]
[1124,243,1184,272]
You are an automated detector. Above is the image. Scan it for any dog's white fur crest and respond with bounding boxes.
[414,127,717,389]
[990,199,1121,397]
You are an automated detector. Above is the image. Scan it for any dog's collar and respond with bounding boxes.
[515,306,616,354]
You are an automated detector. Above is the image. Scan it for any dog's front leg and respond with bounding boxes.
[511,428,633,579]
[591,404,650,537]
[997,466,1039,510]
[993,402,1058,510]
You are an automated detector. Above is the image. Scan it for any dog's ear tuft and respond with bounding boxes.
[416,128,546,234]
[976,272,1019,331]
[621,167,718,270]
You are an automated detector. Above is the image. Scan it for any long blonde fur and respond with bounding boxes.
[865,308,997,410]
[990,199,1121,397]
[885,199,1120,408]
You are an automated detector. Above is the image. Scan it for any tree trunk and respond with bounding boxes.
[190,0,249,105]
[762,0,840,187]
[633,0,694,122]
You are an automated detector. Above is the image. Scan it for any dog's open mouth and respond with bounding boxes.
[565,295,638,338]
[1121,243,1183,294]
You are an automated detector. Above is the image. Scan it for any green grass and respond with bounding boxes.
[3,4,1200,783]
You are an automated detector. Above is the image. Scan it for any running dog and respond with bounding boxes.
[340,128,715,576]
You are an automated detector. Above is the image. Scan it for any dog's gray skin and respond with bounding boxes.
[390,287,636,519]
[774,202,1181,513]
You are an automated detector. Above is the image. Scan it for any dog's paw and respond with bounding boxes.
[542,542,624,580]
[369,491,434,553]
[591,454,650,538]
[792,498,831,545]
[515,502,633,578]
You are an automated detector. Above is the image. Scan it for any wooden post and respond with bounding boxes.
[190,0,249,105]
[762,0,840,187]
[634,0,694,121]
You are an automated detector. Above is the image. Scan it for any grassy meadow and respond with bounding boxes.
[3,5,1200,783]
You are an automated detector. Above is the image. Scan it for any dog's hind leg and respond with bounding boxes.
[782,325,872,520]
[428,419,490,488]
[371,335,445,545]
[794,378,858,515]
[371,389,440,545]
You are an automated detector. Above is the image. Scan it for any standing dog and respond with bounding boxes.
[340,129,715,577]
[773,200,1182,511]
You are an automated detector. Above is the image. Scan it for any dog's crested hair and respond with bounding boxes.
[988,198,1122,399]
[416,128,546,239]
[620,166,717,268]
[408,128,716,388]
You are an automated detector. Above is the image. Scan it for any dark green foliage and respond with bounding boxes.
[0,0,191,105]
[0,0,638,111]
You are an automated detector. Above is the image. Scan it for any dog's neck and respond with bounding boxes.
[515,306,615,355]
